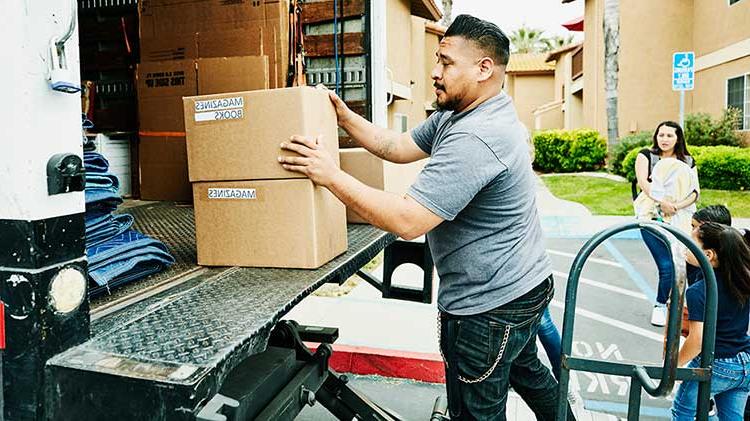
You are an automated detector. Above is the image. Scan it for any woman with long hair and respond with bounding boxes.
[671,222,750,419]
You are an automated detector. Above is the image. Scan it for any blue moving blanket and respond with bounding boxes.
[86,213,134,248]
[87,230,175,296]
[83,150,175,296]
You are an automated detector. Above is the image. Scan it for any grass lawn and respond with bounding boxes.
[542,175,750,218]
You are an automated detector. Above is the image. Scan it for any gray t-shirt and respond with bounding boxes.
[408,92,552,316]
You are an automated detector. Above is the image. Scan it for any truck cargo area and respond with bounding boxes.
[47,199,404,420]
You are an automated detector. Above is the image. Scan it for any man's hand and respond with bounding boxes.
[278,135,340,187]
[317,84,354,129]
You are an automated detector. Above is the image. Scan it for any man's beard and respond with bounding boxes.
[433,85,460,111]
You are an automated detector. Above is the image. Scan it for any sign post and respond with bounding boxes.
[672,52,695,128]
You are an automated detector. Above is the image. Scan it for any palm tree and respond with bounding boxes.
[441,0,452,26]
[510,27,576,54]
[509,26,550,54]
[543,35,576,52]
[603,0,620,158]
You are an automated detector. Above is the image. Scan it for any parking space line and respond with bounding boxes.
[584,400,671,419]
[552,271,649,301]
[550,300,663,342]
[547,249,622,268]
[602,241,657,302]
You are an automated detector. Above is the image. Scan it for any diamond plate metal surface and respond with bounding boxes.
[128,203,196,265]
[56,202,394,385]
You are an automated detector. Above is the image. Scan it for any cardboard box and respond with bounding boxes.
[340,148,427,223]
[139,135,192,201]
[137,56,269,132]
[137,59,197,132]
[196,27,264,59]
[192,179,348,268]
[140,34,199,62]
[262,20,289,89]
[140,28,288,89]
[183,87,339,182]
[137,56,269,200]
[197,56,270,95]
[139,0,289,88]
[139,0,279,39]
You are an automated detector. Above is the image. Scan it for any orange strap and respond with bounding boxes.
[138,131,186,137]
[121,17,132,55]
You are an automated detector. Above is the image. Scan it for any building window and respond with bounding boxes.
[729,0,743,5]
[727,75,749,130]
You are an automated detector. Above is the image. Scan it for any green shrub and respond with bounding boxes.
[622,147,641,182]
[691,146,750,190]
[532,129,607,173]
[609,131,652,176]
[621,145,750,190]
[684,108,743,147]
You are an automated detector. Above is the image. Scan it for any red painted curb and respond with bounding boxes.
[307,343,446,384]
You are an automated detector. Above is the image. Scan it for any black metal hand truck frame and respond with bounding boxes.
[556,222,718,420]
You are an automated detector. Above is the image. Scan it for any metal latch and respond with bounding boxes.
[196,393,240,421]
[47,153,85,195]
[48,0,80,93]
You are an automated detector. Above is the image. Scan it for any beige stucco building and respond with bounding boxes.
[384,0,443,133]
[532,42,585,131]
[564,0,750,138]
[505,53,557,131]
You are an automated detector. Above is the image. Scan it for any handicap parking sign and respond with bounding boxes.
[672,52,694,91]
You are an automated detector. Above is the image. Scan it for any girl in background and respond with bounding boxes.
[671,223,750,420]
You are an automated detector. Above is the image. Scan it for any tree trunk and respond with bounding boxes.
[603,0,620,161]
[441,0,452,26]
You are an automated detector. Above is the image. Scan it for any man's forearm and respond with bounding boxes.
[327,170,420,239]
[341,111,406,163]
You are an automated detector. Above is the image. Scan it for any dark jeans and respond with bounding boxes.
[440,276,576,420]
[641,228,675,305]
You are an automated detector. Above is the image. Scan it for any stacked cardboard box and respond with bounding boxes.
[339,149,427,223]
[138,0,290,89]
[137,0,289,201]
[137,56,269,200]
[183,87,348,268]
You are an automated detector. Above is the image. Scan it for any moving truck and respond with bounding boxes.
[0,0,441,419]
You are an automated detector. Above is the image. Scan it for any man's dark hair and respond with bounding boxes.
[444,14,510,66]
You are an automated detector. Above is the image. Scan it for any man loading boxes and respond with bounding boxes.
[277,14,574,421]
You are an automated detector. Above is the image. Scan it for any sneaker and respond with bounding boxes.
[651,304,667,327]
[708,397,717,417]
